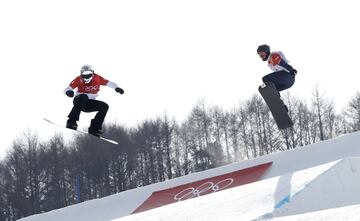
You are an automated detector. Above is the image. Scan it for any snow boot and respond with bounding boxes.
[66,119,78,130]
[88,127,103,137]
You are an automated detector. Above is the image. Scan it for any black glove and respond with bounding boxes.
[290,69,297,75]
[66,90,74,98]
[115,87,124,94]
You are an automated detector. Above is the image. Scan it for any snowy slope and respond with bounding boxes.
[19,131,360,221]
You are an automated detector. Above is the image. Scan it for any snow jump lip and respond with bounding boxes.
[133,162,273,214]
[253,157,360,220]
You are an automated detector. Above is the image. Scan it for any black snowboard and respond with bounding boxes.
[258,82,293,129]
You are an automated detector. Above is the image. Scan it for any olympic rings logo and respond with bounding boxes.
[83,85,99,92]
[173,178,234,202]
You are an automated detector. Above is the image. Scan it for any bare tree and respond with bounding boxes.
[40,134,70,211]
[312,85,326,140]
[161,113,174,180]
[3,130,43,219]
[345,91,360,131]
[312,85,341,141]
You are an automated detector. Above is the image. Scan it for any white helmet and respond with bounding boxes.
[80,65,94,74]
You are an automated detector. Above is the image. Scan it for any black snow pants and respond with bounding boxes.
[67,94,109,130]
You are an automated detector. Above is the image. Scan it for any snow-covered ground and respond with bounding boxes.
[19,131,360,221]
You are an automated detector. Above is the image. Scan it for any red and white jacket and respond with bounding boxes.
[64,73,118,99]
[267,51,290,72]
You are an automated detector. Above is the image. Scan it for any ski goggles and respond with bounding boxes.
[82,73,93,79]
[81,70,94,79]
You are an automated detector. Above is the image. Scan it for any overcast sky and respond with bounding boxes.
[1,0,359,158]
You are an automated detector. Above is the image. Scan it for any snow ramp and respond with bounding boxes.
[257,157,360,220]
[115,157,360,221]
[133,162,272,213]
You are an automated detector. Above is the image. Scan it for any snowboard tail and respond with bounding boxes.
[258,82,293,129]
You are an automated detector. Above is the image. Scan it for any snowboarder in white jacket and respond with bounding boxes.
[257,44,297,92]
[257,44,297,111]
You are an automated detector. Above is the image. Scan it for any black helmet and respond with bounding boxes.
[257,44,270,61]
[257,44,270,54]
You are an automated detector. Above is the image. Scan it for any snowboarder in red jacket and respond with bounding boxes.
[64,65,124,137]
